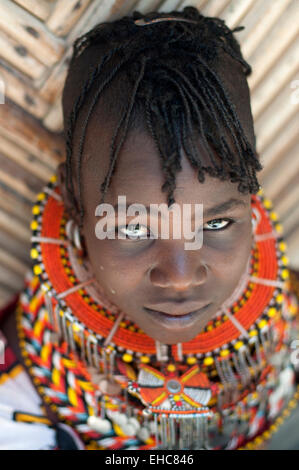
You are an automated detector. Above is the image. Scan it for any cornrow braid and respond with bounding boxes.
[63,6,263,230]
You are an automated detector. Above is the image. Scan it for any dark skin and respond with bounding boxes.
[0,97,253,424]
[1,126,253,354]
[57,117,254,345]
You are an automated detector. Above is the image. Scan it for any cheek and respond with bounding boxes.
[204,226,252,291]
[83,232,141,296]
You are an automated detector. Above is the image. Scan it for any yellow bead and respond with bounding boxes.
[113,423,126,437]
[263,199,272,209]
[32,205,40,215]
[140,355,150,363]
[220,349,229,357]
[281,269,289,280]
[268,308,277,318]
[276,294,284,304]
[275,224,283,233]
[279,242,287,252]
[281,255,289,265]
[31,220,38,230]
[173,395,181,401]
[234,341,244,350]
[204,356,214,366]
[120,321,126,327]
[167,364,176,372]
[122,353,133,363]
[33,264,42,275]
[258,319,267,329]
[50,174,57,183]
[186,356,197,365]
[73,323,81,332]
[270,212,278,221]
[30,248,39,259]
[37,192,45,201]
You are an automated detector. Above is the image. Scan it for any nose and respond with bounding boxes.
[148,245,208,290]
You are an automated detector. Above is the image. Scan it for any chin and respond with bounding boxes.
[148,329,201,345]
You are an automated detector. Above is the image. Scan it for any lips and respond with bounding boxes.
[143,304,211,330]
[144,300,210,317]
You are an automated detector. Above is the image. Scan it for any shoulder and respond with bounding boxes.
[0,338,57,449]
[0,295,56,449]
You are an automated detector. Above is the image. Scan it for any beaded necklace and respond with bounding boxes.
[16,174,299,450]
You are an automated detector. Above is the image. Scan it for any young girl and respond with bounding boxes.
[0,6,299,450]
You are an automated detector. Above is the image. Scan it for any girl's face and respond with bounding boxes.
[63,125,253,345]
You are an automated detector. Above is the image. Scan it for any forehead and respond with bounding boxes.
[81,122,251,208]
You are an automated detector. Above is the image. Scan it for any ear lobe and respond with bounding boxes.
[57,162,80,225]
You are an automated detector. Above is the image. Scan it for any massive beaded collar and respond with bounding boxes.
[17,175,299,450]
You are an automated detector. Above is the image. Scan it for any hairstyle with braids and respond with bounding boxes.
[62,6,263,230]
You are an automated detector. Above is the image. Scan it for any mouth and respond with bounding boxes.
[144,300,210,316]
[143,304,211,328]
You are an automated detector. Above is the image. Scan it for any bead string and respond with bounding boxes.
[31,236,69,246]
[21,175,299,450]
[56,277,96,300]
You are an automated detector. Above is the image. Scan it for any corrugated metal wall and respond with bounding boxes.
[0,0,298,307]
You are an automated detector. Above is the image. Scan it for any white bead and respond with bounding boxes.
[137,427,150,442]
[149,421,157,433]
[120,423,136,436]
[108,411,128,426]
[127,417,140,431]
[87,415,112,434]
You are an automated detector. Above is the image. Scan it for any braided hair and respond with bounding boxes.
[62,6,263,230]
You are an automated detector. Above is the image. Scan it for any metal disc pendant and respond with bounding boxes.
[86,366,105,383]
[98,378,122,396]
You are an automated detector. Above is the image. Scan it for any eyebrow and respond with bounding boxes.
[204,198,247,218]
[109,197,247,219]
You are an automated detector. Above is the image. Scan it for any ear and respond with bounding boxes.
[57,162,80,225]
